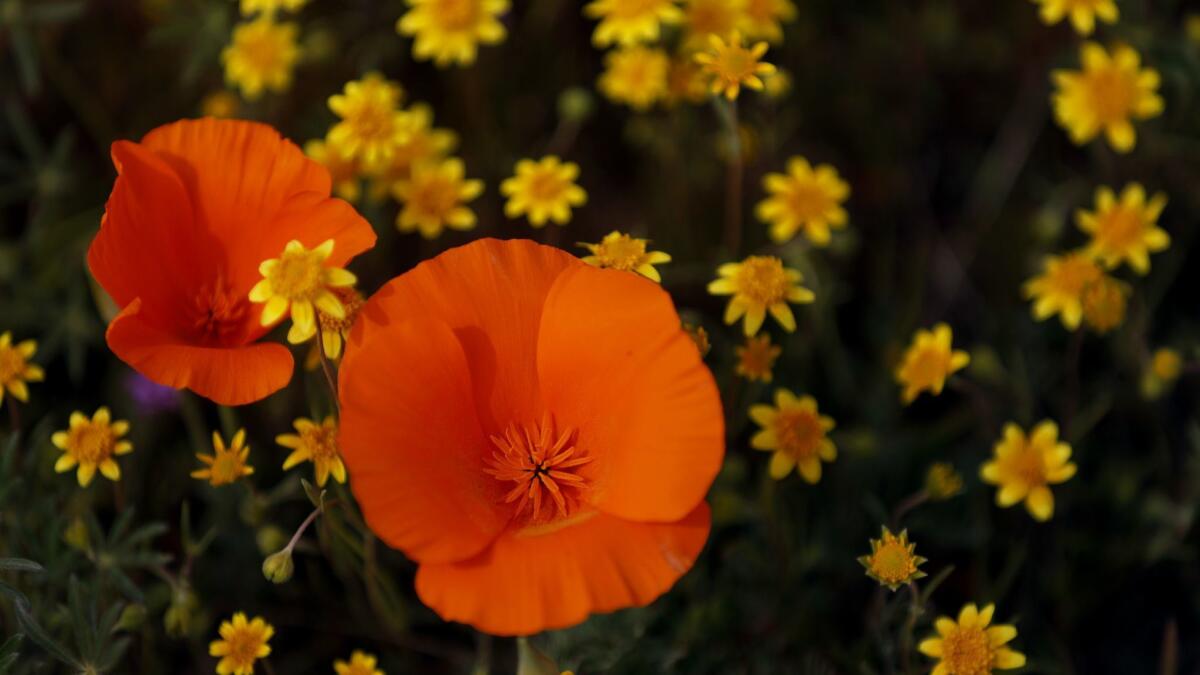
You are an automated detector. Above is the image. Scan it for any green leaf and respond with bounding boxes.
[13,596,81,668]
[0,558,43,573]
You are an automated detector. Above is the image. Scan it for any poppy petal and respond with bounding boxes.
[414,503,710,636]
[537,264,724,522]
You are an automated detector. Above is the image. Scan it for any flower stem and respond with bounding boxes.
[285,506,324,555]
[315,324,340,417]
[718,97,744,256]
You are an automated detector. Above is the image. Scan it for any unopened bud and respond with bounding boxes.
[262,548,294,584]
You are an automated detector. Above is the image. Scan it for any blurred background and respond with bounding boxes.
[2,0,1200,672]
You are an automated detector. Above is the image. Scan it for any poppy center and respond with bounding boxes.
[484,415,593,525]
[192,277,249,344]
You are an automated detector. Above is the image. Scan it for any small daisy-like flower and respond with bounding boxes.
[500,156,588,227]
[248,239,358,344]
[278,416,346,486]
[0,332,43,407]
[756,157,850,245]
[750,389,836,482]
[918,604,1026,675]
[1022,251,1103,330]
[1030,0,1117,35]
[327,73,407,173]
[895,323,970,404]
[578,231,672,282]
[335,650,384,675]
[316,287,366,360]
[925,462,964,500]
[598,46,671,110]
[210,612,274,675]
[305,138,362,203]
[681,0,745,48]
[1151,347,1183,382]
[740,0,797,43]
[392,158,483,238]
[584,0,682,47]
[685,323,712,357]
[1076,183,1169,274]
[857,527,927,591]
[1052,42,1163,153]
[735,333,781,382]
[201,91,240,118]
[221,17,301,101]
[368,104,458,200]
[1080,273,1128,334]
[52,407,132,487]
[240,0,307,16]
[981,420,1077,522]
[396,0,509,67]
[694,31,776,100]
[191,429,255,487]
[708,255,814,336]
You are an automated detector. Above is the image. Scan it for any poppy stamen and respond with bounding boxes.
[484,414,592,524]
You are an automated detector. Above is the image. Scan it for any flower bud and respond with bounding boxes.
[262,548,295,584]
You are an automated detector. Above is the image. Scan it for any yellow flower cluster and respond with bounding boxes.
[397,0,510,68]
[221,8,303,101]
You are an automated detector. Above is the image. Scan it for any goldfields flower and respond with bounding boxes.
[52,407,133,487]
[708,256,814,336]
[681,0,745,48]
[335,650,385,675]
[396,0,509,67]
[584,0,682,47]
[327,73,407,173]
[598,45,671,110]
[305,138,362,203]
[749,389,836,482]
[894,323,970,404]
[857,527,926,591]
[694,31,776,100]
[918,604,1026,675]
[391,158,483,238]
[221,17,301,100]
[924,463,964,500]
[201,91,240,118]
[578,231,671,282]
[278,416,346,486]
[981,421,1077,521]
[739,0,796,43]
[240,0,307,16]
[756,157,850,245]
[367,104,458,200]
[1031,0,1117,35]
[1052,42,1163,153]
[209,612,274,675]
[500,156,588,227]
[735,333,781,382]
[316,287,366,360]
[1080,273,1128,334]
[1151,348,1183,381]
[0,332,43,407]
[192,429,255,487]
[248,239,358,344]
[1076,183,1169,274]
[1022,251,1103,330]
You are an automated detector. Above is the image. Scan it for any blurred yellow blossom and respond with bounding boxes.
[1076,183,1169,274]
[327,73,407,173]
[335,650,384,675]
[981,420,1077,521]
[584,0,682,47]
[918,604,1026,674]
[210,613,273,675]
[895,323,970,404]
[682,0,746,48]
[740,0,796,43]
[735,334,781,382]
[1023,251,1103,330]
[1052,42,1163,153]
[1080,273,1128,334]
[278,416,346,487]
[858,527,926,591]
[305,138,362,203]
[191,429,254,487]
[1030,0,1117,35]
[396,0,509,67]
[925,463,964,500]
[598,46,670,110]
[579,231,671,281]
[240,0,307,16]
[200,91,240,118]
[695,31,776,100]
[52,407,132,487]
[708,255,815,336]
[750,389,836,482]
[368,104,458,200]
[500,156,587,227]
[392,158,483,238]
[756,157,850,246]
[666,55,711,105]
[0,332,43,407]
[1152,348,1183,381]
[763,68,791,98]
[221,17,301,100]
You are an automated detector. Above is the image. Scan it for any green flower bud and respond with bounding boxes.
[262,548,294,584]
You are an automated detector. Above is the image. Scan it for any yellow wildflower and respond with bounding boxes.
[578,231,671,282]
[598,46,671,110]
[1080,273,1128,334]
[756,157,850,245]
[925,463,964,500]
[918,604,1026,675]
[1052,42,1163,153]
[1076,183,1169,274]
[368,104,458,200]
[740,0,796,43]
[1152,348,1183,382]
[1023,251,1103,330]
[749,389,836,482]
[248,240,357,344]
[305,138,362,203]
[335,650,385,675]
[500,156,588,227]
[584,0,682,47]
[735,334,781,382]
[681,0,745,48]
[221,17,301,100]
[391,158,483,238]
[279,416,345,486]
[694,31,776,100]
[201,91,240,118]
[858,527,926,591]
[981,421,1077,521]
[1030,0,1117,35]
[192,429,255,487]
[327,73,407,173]
[0,332,43,407]
[396,0,509,67]
[316,287,365,360]
[240,0,306,15]
[895,323,970,404]
[52,408,132,487]
[209,613,274,675]
[666,55,711,106]
[708,255,814,336]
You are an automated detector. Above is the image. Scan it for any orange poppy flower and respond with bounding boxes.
[338,238,723,636]
[88,119,376,405]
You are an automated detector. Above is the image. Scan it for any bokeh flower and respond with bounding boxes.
[209,612,273,675]
[240,0,307,16]
[735,333,781,382]
[327,73,407,174]
[858,527,926,591]
[708,256,814,336]
[278,416,345,487]
[339,238,723,635]
[221,17,301,100]
[740,0,796,43]
[392,158,483,238]
[666,56,711,106]
[305,138,361,202]
[756,157,850,245]
[749,389,836,482]
[981,421,1077,521]
[500,156,588,227]
[681,0,745,48]
[248,239,358,345]
[1023,251,1103,330]
[1031,0,1117,35]
[894,323,970,404]
[88,119,376,405]
[368,104,458,200]
[1080,272,1128,334]
[918,604,1026,674]
[192,429,255,487]
[1052,42,1163,153]
[0,332,43,407]
[924,463,964,500]
[1151,347,1183,382]
[396,0,509,67]
[584,0,682,47]
[578,231,671,282]
[598,46,671,110]
[52,407,132,487]
[335,650,384,675]
[201,91,240,118]
[1076,183,1169,274]
[694,31,776,100]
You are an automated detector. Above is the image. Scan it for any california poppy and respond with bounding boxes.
[88,119,376,405]
[339,238,724,636]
